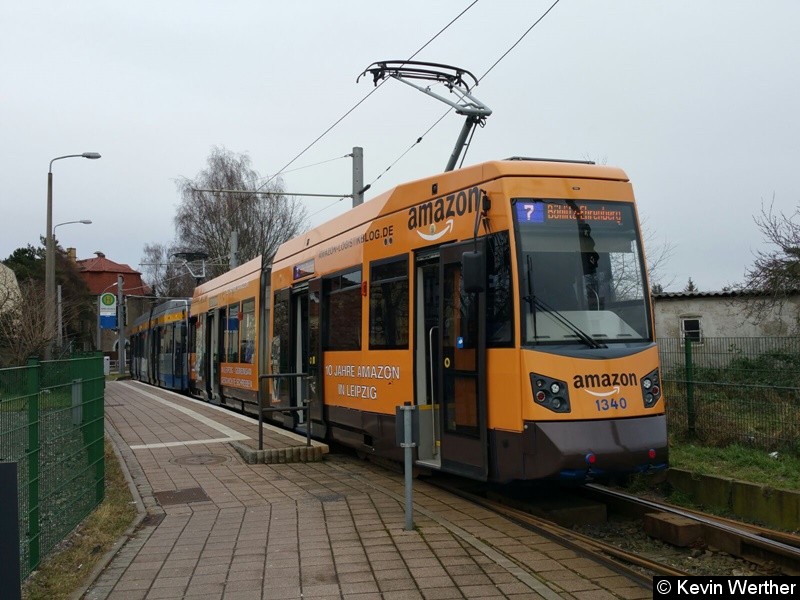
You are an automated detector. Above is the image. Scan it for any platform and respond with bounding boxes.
[80,380,649,599]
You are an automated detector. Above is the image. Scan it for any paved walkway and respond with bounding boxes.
[81,380,650,600]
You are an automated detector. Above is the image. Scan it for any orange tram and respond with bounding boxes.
[135,158,668,483]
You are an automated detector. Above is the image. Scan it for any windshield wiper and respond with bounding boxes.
[522,258,605,350]
[526,295,606,349]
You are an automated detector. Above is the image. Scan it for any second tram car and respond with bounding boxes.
[129,299,191,392]
[188,257,269,408]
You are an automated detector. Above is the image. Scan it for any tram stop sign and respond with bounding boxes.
[99,292,117,329]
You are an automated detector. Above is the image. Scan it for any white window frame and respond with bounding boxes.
[680,316,703,344]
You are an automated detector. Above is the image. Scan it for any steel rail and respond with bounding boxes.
[586,483,800,575]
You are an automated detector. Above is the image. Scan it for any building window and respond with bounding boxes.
[681,317,702,343]
[369,256,409,349]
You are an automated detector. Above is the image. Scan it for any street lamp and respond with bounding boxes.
[46,153,101,359]
[54,219,93,234]
[52,219,93,350]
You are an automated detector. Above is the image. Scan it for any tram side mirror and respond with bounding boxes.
[462,250,485,293]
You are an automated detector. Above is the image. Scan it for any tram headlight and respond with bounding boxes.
[641,368,662,408]
[530,372,570,413]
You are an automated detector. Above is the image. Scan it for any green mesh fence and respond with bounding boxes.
[0,354,105,580]
[658,337,800,452]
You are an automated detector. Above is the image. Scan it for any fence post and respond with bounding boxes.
[25,358,40,573]
[684,337,695,436]
[90,355,105,503]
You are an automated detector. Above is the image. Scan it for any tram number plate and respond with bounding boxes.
[595,398,627,411]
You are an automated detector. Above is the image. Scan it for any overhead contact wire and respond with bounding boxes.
[258,0,481,192]
[373,0,562,179]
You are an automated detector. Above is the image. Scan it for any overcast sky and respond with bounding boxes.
[2,1,798,292]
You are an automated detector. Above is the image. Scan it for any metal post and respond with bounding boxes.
[26,358,40,572]
[352,146,364,207]
[685,336,695,436]
[258,382,264,451]
[229,230,238,269]
[96,295,101,350]
[117,275,125,375]
[45,172,54,360]
[304,398,311,447]
[56,284,63,351]
[401,402,415,531]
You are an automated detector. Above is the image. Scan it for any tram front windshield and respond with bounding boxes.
[515,199,652,346]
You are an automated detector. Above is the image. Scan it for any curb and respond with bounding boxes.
[667,468,800,530]
[230,440,326,464]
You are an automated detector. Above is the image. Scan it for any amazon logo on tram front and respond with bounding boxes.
[407,186,481,241]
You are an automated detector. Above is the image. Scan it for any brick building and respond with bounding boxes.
[73,250,152,353]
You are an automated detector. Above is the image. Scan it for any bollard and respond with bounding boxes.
[397,402,417,531]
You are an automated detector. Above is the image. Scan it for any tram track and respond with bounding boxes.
[427,474,800,585]
[582,483,800,576]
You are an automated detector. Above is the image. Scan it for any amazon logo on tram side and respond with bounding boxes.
[407,186,481,241]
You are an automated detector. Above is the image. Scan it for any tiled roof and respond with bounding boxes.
[77,255,140,274]
[653,290,799,299]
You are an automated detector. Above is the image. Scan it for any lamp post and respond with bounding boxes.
[46,153,101,359]
[53,220,92,350]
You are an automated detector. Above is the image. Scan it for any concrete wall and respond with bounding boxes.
[654,295,800,338]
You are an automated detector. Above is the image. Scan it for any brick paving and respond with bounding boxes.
[80,380,651,600]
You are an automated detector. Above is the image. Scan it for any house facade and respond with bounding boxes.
[652,290,800,341]
[73,250,152,354]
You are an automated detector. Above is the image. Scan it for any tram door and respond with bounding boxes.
[438,240,488,480]
[289,289,309,427]
[206,309,221,402]
[414,254,441,467]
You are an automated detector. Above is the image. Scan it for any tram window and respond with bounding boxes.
[324,268,362,351]
[240,298,256,364]
[226,302,240,362]
[486,231,513,346]
[369,256,409,350]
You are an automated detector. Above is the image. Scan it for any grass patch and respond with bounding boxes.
[669,441,800,491]
[22,437,137,600]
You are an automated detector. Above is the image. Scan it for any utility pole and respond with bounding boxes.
[352,146,364,207]
[56,285,63,351]
[229,230,238,269]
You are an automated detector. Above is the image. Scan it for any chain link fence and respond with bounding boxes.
[0,354,105,580]
[658,337,800,452]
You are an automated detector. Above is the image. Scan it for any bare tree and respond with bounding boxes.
[738,198,800,319]
[140,242,196,298]
[641,219,676,292]
[174,146,307,277]
[0,279,50,366]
